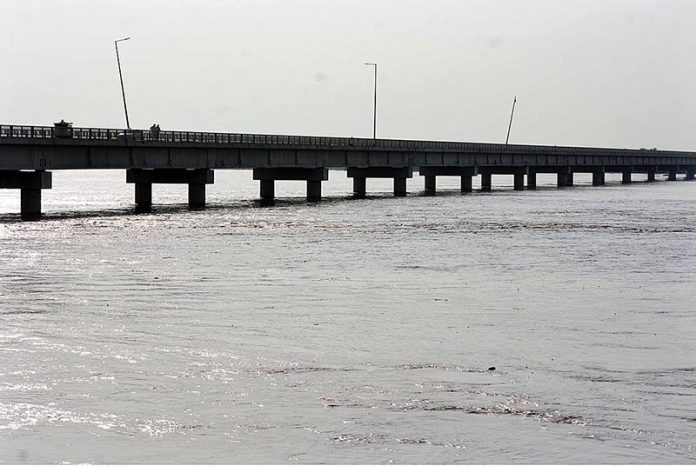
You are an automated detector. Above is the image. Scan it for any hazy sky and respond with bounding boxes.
[2,0,695,149]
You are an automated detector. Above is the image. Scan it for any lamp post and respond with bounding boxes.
[364,62,377,139]
[115,37,131,129]
[505,95,517,145]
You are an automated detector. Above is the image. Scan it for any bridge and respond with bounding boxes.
[1,123,695,219]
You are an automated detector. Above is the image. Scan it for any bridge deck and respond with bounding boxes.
[2,124,695,171]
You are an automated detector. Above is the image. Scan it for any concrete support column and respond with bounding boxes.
[20,188,42,220]
[188,183,206,209]
[685,169,695,181]
[668,170,677,181]
[647,171,656,182]
[424,175,436,195]
[460,176,472,193]
[260,179,275,201]
[622,170,632,184]
[557,168,572,187]
[306,180,322,201]
[592,171,605,186]
[353,177,366,197]
[480,173,492,192]
[513,173,525,191]
[527,171,537,190]
[135,183,152,210]
[556,173,567,187]
[394,178,407,197]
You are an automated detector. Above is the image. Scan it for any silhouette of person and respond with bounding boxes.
[150,123,160,141]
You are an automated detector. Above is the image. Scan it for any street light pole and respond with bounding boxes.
[364,62,377,139]
[115,37,131,129]
[505,95,517,145]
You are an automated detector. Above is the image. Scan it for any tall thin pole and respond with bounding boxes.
[115,37,131,129]
[365,62,377,139]
[505,95,516,145]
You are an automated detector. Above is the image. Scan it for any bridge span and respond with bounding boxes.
[1,123,695,219]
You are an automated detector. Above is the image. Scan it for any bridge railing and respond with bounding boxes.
[1,124,692,158]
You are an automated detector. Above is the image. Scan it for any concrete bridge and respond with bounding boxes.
[1,123,695,219]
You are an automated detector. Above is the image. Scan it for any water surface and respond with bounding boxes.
[1,170,695,463]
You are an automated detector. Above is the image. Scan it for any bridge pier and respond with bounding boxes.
[307,180,322,201]
[556,167,573,187]
[419,167,477,195]
[134,182,152,211]
[260,179,275,201]
[461,175,473,193]
[527,170,537,190]
[513,173,525,191]
[253,167,328,202]
[668,169,678,181]
[647,170,656,182]
[0,170,52,220]
[622,170,632,184]
[126,169,214,211]
[592,171,606,186]
[347,167,412,197]
[188,183,206,209]
[424,175,436,195]
[686,168,695,181]
[394,177,407,197]
[352,177,366,198]
[480,173,492,192]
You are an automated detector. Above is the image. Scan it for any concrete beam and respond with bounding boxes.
[0,170,52,189]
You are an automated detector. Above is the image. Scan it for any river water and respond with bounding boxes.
[1,170,695,464]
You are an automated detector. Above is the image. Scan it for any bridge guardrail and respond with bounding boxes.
[1,124,693,159]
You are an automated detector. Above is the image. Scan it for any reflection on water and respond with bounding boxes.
[1,170,695,463]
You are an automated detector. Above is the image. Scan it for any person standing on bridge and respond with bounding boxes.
[150,123,160,141]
